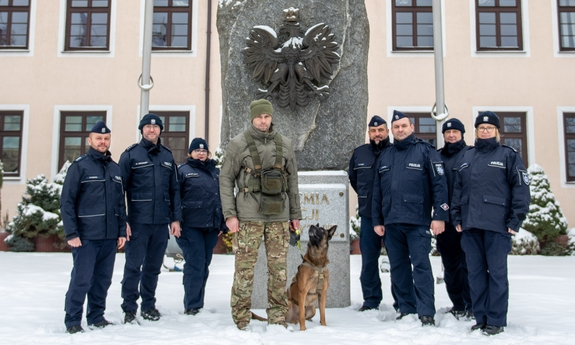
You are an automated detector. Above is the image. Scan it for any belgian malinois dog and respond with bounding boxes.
[285,224,337,331]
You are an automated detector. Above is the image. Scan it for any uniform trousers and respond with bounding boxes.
[230,221,290,326]
[64,239,117,328]
[436,222,472,312]
[461,229,511,327]
[384,223,435,317]
[176,227,219,310]
[121,223,168,312]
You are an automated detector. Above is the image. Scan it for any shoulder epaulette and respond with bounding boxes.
[125,143,138,152]
[160,144,172,153]
[502,144,518,153]
[74,154,87,162]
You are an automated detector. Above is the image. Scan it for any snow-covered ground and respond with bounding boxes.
[1,252,575,345]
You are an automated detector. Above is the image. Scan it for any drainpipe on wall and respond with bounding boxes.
[204,0,212,143]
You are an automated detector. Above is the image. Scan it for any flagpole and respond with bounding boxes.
[432,0,448,148]
[139,0,155,117]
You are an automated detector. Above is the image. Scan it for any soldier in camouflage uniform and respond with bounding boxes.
[220,99,302,330]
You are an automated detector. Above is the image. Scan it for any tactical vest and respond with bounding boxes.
[243,131,288,215]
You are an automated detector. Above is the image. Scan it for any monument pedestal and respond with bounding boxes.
[251,171,350,309]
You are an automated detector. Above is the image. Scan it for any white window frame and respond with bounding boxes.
[469,0,531,57]
[57,0,117,57]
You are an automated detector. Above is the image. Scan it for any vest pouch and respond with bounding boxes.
[260,194,285,216]
[260,168,284,195]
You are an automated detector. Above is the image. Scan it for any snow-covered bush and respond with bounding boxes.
[214,146,224,169]
[569,228,575,256]
[511,228,540,255]
[350,204,360,241]
[522,164,568,240]
[5,169,67,252]
[522,164,569,255]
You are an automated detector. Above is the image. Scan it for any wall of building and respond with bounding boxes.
[1,0,573,227]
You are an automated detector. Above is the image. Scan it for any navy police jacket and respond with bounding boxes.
[439,140,473,224]
[60,147,127,241]
[119,138,182,225]
[348,140,391,218]
[372,134,449,227]
[178,158,227,230]
[451,138,531,233]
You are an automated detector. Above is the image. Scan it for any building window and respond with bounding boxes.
[392,0,433,51]
[564,113,575,182]
[152,0,192,50]
[59,111,105,170]
[558,0,575,51]
[0,111,23,177]
[64,0,110,51]
[0,0,30,50]
[406,112,437,147]
[154,111,189,163]
[475,0,523,51]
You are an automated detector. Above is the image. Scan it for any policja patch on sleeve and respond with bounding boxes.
[434,163,445,176]
[518,168,530,185]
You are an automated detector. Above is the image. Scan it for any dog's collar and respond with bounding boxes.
[302,261,327,272]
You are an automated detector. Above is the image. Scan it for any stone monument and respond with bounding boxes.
[217,0,369,309]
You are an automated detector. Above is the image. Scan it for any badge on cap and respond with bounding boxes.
[374,122,378,126]
[483,116,488,122]
[199,144,204,148]
[447,123,452,128]
[151,119,156,124]
[395,115,399,120]
[101,127,106,133]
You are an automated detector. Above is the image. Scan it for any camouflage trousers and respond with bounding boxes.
[230,221,290,326]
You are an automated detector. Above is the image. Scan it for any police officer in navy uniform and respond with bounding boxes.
[119,113,182,323]
[61,121,127,334]
[372,110,449,326]
[349,115,397,312]
[437,118,473,319]
[451,111,530,336]
[177,138,228,315]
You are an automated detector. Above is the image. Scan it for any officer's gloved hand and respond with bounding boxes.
[289,229,300,247]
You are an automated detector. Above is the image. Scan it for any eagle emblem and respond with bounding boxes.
[243,7,340,110]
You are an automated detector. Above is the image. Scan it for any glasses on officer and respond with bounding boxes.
[477,126,496,133]
[194,149,208,154]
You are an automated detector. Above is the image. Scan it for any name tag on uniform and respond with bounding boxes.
[186,173,199,178]
[488,161,505,169]
[135,161,149,166]
[407,163,422,170]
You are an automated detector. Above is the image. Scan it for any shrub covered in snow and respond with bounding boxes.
[349,204,360,241]
[522,164,569,255]
[5,170,67,252]
[511,228,540,255]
